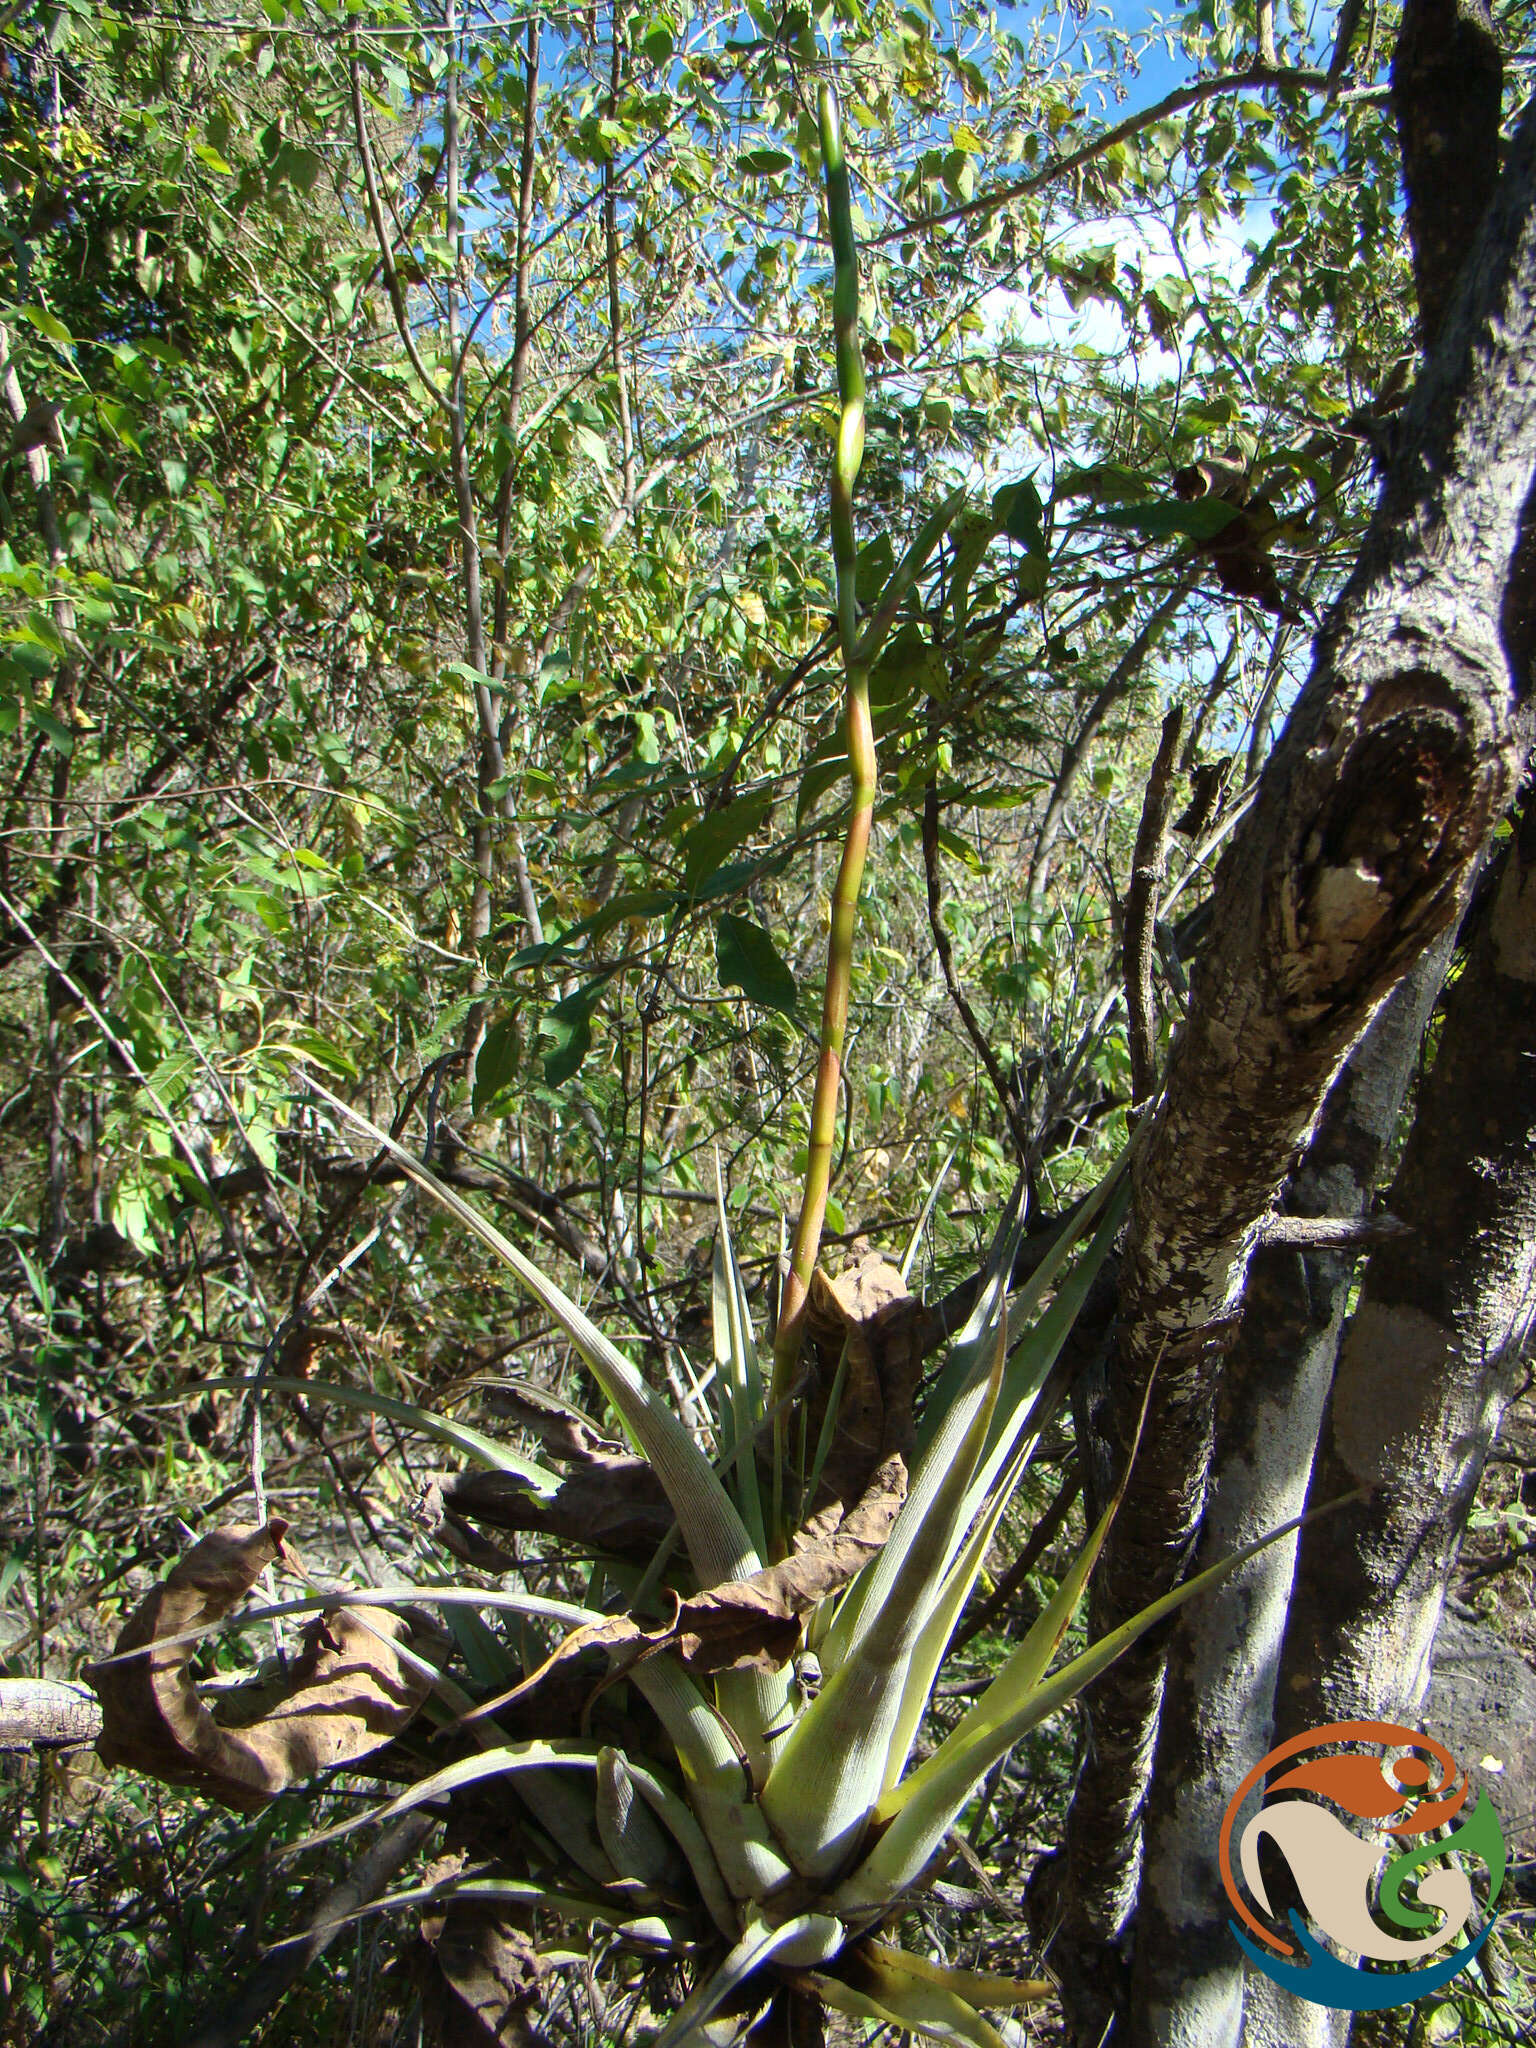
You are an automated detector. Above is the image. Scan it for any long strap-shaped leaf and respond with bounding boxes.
[878,1423,1039,1795]
[834,1500,1338,1913]
[916,1140,1132,1446]
[958,1177,1131,1535]
[86,1585,602,1671]
[649,1912,844,2048]
[712,1161,767,1550]
[759,1310,1007,1881]
[291,1740,601,1857]
[856,1942,1053,2010]
[627,1653,794,1904]
[607,1748,739,1940]
[806,1953,1009,2048]
[299,1076,761,1590]
[260,1877,632,1954]
[821,1179,1026,1674]
[873,1177,1132,1790]
[209,1375,560,1491]
[707,1174,791,1775]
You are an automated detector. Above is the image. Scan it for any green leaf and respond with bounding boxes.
[295,1081,764,1613]
[991,478,1045,554]
[279,1027,357,1080]
[298,1742,601,1855]
[855,532,895,607]
[1101,499,1240,542]
[31,709,73,757]
[716,914,796,1014]
[315,733,352,786]
[210,1378,559,1489]
[21,306,74,347]
[796,752,849,827]
[681,791,771,892]
[540,980,606,1088]
[739,147,794,176]
[810,1959,1008,2048]
[473,1013,521,1113]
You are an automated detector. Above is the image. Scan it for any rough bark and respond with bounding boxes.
[1091,13,1521,2045]
[1124,942,1450,2048]
[1049,84,1536,2039]
[0,1677,102,1751]
[1243,799,1536,2048]
[1391,0,1503,351]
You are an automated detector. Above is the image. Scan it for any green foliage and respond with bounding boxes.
[0,0,1485,2033]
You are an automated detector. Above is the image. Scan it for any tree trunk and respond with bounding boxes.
[1123,940,1451,2048]
[1049,79,1536,2039]
[1242,798,1536,2047]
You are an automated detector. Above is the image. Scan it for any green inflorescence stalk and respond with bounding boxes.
[772,84,873,1409]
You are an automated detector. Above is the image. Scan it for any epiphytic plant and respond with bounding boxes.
[83,90,1308,2046]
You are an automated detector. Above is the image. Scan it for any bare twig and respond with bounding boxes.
[869,63,1340,249]
[347,66,453,421]
[922,763,1031,1160]
[1027,571,1197,903]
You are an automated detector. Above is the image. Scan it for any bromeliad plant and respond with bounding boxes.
[84,89,1306,2046]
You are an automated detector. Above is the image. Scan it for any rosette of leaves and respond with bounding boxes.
[86,1098,1299,2046]
[83,91,1305,2043]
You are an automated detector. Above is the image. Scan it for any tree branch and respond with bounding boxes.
[923,757,1031,1159]
[1052,77,1536,2026]
[1123,704,1185,1109]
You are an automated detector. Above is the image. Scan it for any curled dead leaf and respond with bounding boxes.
[87,1519,448,1812]
[443,1462,673,1563]
[805,1254,923,1514]
[463,1452,909,1727]
[416,1861,553,2048]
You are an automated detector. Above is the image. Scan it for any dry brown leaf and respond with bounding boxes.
[417,1864,552,2048]
[464,1452,909,1727]
[805,1253,923,1514]
[488,1383,626,1464]
[87,1518,447,1811]
[453,1255,920,1722]
[444,1463,673,1562]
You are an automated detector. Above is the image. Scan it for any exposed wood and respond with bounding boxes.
[0,1678,103,1752]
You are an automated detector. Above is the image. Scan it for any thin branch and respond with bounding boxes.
[867,64,1333,249]
[1027,569,1197,902]
[605,0,637,515]
[348,62,453,420]
[923,758,1031,1159]
[1122,704,1185,1110]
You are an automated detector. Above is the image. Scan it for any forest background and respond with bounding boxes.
[1,0,1534,2043]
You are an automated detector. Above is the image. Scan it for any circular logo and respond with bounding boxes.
[1219,1719,1506,2012]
